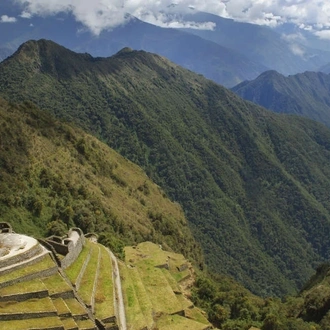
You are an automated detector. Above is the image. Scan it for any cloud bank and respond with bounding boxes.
[10,0,330,38]
[0,14,17,23]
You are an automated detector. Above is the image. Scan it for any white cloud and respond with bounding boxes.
[10,0,330,38]
[314,29,330,39]
[289,43,306,57]
[0,15,17,23]
[20,11,32,19]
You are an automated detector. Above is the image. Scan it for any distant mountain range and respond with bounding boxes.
[319,63,330,74]
[2,40,330,297]
[0,12,267,87]
[1,8,329,87]
[232,70,330,127]
[180,12,330,75]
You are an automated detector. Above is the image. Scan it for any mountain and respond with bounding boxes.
[319,63,330,74]
[0,95,323,330]
[0,96,202,264]
[232,70,330,127]
[0,12,267,87]
[2,40,330,297]
[180,12,330,75]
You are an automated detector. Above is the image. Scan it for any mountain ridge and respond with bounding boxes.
[2,40,330,297]
[232,70,330,127]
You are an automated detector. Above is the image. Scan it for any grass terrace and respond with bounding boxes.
[94,245,115,321]
[122,242,211,330]
[0,254,56,286]
[52,298,71,317]
[42,273,73,296]
[65,240,91,286]
[0,316,64,330]
[77,243,100,306]
[119,263,150,330]
[0,278,46,296]
[157,314,210,330]
[64,298,89,319]
[61,316,79,329]
[76,318,97,329]
[0,297,56,314]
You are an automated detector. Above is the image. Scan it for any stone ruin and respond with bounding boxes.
[43,227,86,269]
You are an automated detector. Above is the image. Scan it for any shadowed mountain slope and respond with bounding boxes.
[232,70,330,128]
[2,40,330,297]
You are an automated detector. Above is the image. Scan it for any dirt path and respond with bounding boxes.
[109,250,127,330]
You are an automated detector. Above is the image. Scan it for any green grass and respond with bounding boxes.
[0,316,63,330]
[76,318,96,329]
[119,263,149,330]
[77,243,100,305]
[52,298,71,316]
[0,278,46,296]
[0,297,56,314]
[64,298,88,318]
[0,254,56,285]
[139,264,182,314]
[65,241,91,285]
[61,317,78,329]
[94,245,115,321]
[42,273,73,296]
[156,314,209,330]
[184,307,210,325]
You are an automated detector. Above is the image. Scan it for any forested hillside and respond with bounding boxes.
[2,40,330,297]
[0,97,202,264]
[232,70,330,127]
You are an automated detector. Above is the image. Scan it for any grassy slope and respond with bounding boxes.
[0,97,202,264]
[1,40,330,296]
[232,70,330,127]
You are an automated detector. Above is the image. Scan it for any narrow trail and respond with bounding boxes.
[109,249,127,330]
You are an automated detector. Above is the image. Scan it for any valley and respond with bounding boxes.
[1,3,330,329]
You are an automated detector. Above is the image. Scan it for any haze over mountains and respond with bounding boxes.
[180,12,330,75]
[2,39,330,299]
[232,70,330,128]
[1,4,330,87]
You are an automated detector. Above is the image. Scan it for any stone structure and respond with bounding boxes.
[45,227,86,269]
[0,222,12,233]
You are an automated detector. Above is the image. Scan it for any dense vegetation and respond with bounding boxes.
[2,40,330,297]
[232,70,330,128]
[0,97,202,263]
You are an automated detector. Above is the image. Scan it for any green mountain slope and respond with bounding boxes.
[0,97,202,264]
[2,40,330,297]
[232,70,330,127]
